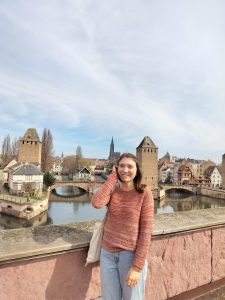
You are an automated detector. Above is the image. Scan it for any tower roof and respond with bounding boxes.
[136,136,157,149]
[20,128,40,142]
[12,163,43,176]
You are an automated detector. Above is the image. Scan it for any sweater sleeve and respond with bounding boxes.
[132,188,154,272]
[91,171,118,208]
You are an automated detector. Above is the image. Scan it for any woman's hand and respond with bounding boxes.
[109,169,119,183]
[126,268,141,287]
[112,165,117,172]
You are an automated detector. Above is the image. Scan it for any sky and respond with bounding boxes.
[0,0,225,163]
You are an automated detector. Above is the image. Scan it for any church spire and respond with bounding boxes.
[109,137,114,161]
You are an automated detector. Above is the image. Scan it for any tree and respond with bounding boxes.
[62,154,93,178]
[1,135,20,163]
[41,128,54,172]
[23,182,35,196]
[11,138,19,160]
[78,158,93,168]
[44,172,56,188]
[1,134,12,163]
[62,155,77,176]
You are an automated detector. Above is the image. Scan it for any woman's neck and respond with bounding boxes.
[120,181,135,191]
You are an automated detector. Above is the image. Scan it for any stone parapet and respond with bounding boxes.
[1,208,225,299]
[0,221,94,263]
[1,208,225,263]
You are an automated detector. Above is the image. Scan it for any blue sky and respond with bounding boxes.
[0,0,225,163]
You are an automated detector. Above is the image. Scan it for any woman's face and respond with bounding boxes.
[117,157,137,183]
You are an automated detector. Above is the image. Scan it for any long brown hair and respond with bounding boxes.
[117,153,144,193]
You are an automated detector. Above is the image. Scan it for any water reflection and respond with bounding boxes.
[48,192,106,224]
[50,189,90,202]
[0,210,53,230]
[52,186,85,197]
[156,190,225,214]
[1,187,225,230]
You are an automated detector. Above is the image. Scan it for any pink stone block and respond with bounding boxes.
[0,251,101,300]
[212,227,225,281]
[0,229,215,300]
[145,230,212,299]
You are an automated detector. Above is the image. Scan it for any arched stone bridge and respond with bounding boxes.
[49,181,103,193]
[160,184,196,194]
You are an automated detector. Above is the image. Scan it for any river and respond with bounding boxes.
[1,186,225,230]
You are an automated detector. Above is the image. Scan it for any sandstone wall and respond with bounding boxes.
[1,226,225,300]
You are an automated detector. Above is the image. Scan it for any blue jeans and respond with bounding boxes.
[100,248,148,300]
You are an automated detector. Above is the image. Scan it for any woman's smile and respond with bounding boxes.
[118,157,137,184]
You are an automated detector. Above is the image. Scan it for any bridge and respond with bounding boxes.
[49,180,104,193]
[160,184,196,194]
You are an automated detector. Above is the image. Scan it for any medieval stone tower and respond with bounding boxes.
[222,154,225,189]
[136,136,158,196]
[18,128,42,165]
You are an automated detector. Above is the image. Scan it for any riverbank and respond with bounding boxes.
[200,187,225,200]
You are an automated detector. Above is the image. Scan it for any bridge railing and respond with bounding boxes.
[53,180,105,185]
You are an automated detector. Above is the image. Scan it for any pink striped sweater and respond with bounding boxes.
[91,171,154,272]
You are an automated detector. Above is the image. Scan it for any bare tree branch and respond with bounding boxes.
[41,128,54,172]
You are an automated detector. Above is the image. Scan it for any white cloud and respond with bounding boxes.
[0,0,225,162]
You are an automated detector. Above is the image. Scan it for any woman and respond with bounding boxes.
[91,153,154,300]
